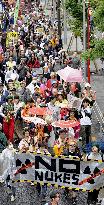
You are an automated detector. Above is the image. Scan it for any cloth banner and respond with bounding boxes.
[36,27,44,34]
[67,93,81,109]
[6,32,18,47]
[12,153,104,191]
[14,0,20,26]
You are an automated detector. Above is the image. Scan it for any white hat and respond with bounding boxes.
[85,83,91,88]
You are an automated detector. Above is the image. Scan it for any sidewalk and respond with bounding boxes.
[64,30,104,112]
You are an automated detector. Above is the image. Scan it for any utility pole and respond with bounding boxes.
[87,1,90,83]
[53,0,56,22]
[83,0,86,79]
[63,0,67,47]
[57,0,61,40]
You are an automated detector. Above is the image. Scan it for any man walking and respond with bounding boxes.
[45,190,60,205]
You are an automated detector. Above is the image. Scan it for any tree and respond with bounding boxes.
[65,0,83,37]
[66,0,104,59]
[82,39,104,60]
[82,0,104,60]
[93,0,104,32]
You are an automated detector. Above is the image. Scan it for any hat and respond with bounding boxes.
[58,91,62,95]
[85,83,91,88]
[55,57,59,60]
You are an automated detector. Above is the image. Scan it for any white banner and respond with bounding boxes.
[12,153,104,191]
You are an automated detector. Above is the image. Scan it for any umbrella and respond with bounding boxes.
[52,120,80,129]
[28,107,52,116]
[57,66,82,83]
[22,116,46,125]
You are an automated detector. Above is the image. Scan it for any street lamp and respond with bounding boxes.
[83,0,91,83]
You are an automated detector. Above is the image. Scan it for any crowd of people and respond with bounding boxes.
[0,0,103,205]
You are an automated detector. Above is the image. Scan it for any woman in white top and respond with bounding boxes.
[86,144,103,205]
[18,129,31,152]
[0,141,16,201]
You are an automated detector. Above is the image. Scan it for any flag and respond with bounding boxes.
[14,0,20,26]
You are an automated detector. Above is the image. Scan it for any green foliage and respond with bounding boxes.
[66,0,104,59]
[69,19,82,37]
[93,1,104,32]
[65,0,83,37]
[66,0,83,22]
[82,39,104,60]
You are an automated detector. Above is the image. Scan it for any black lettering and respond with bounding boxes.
[63,173,70,184]
[35,156,56,172]
[59,159,80,174]
[35,170,43,181]
[72,174,79,185]
[45,171,53,181]
[55,173,62,182]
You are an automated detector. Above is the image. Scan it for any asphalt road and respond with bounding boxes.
[0,182,88,205]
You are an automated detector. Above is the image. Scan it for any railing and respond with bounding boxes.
[67,34,74,52]
[81,77,104,140]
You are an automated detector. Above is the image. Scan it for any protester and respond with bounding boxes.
[64,139,81,204]
[18,128,31,152]
[0,123,7,152]
[0,0,102,204]
[53,129,67,156]
[85,144,103,205]
[79,98,92,150]
[45,190,60,205]
[83,83,96,105]
[0,141,16,201]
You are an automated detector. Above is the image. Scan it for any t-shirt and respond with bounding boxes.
[80,106,92,126]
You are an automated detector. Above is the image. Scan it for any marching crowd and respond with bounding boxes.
[0,0,103,205]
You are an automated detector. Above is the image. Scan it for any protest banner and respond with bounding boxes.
[10,153,104,191]
[36,27,44,34]
[67,93,81,109]
[6,32,18,47]
[14,0,20,26]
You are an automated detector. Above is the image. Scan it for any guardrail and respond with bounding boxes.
[67,34,74,52]
[81,77,104,140]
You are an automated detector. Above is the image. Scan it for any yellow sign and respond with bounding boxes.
[6,32,18,47]
[36,27,44,33]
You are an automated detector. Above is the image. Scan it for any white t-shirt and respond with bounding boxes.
[80,106,92,126]
[86,152,102,161]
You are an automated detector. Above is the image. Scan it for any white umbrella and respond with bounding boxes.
[57,66,82,83]
[22,116,46,125]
